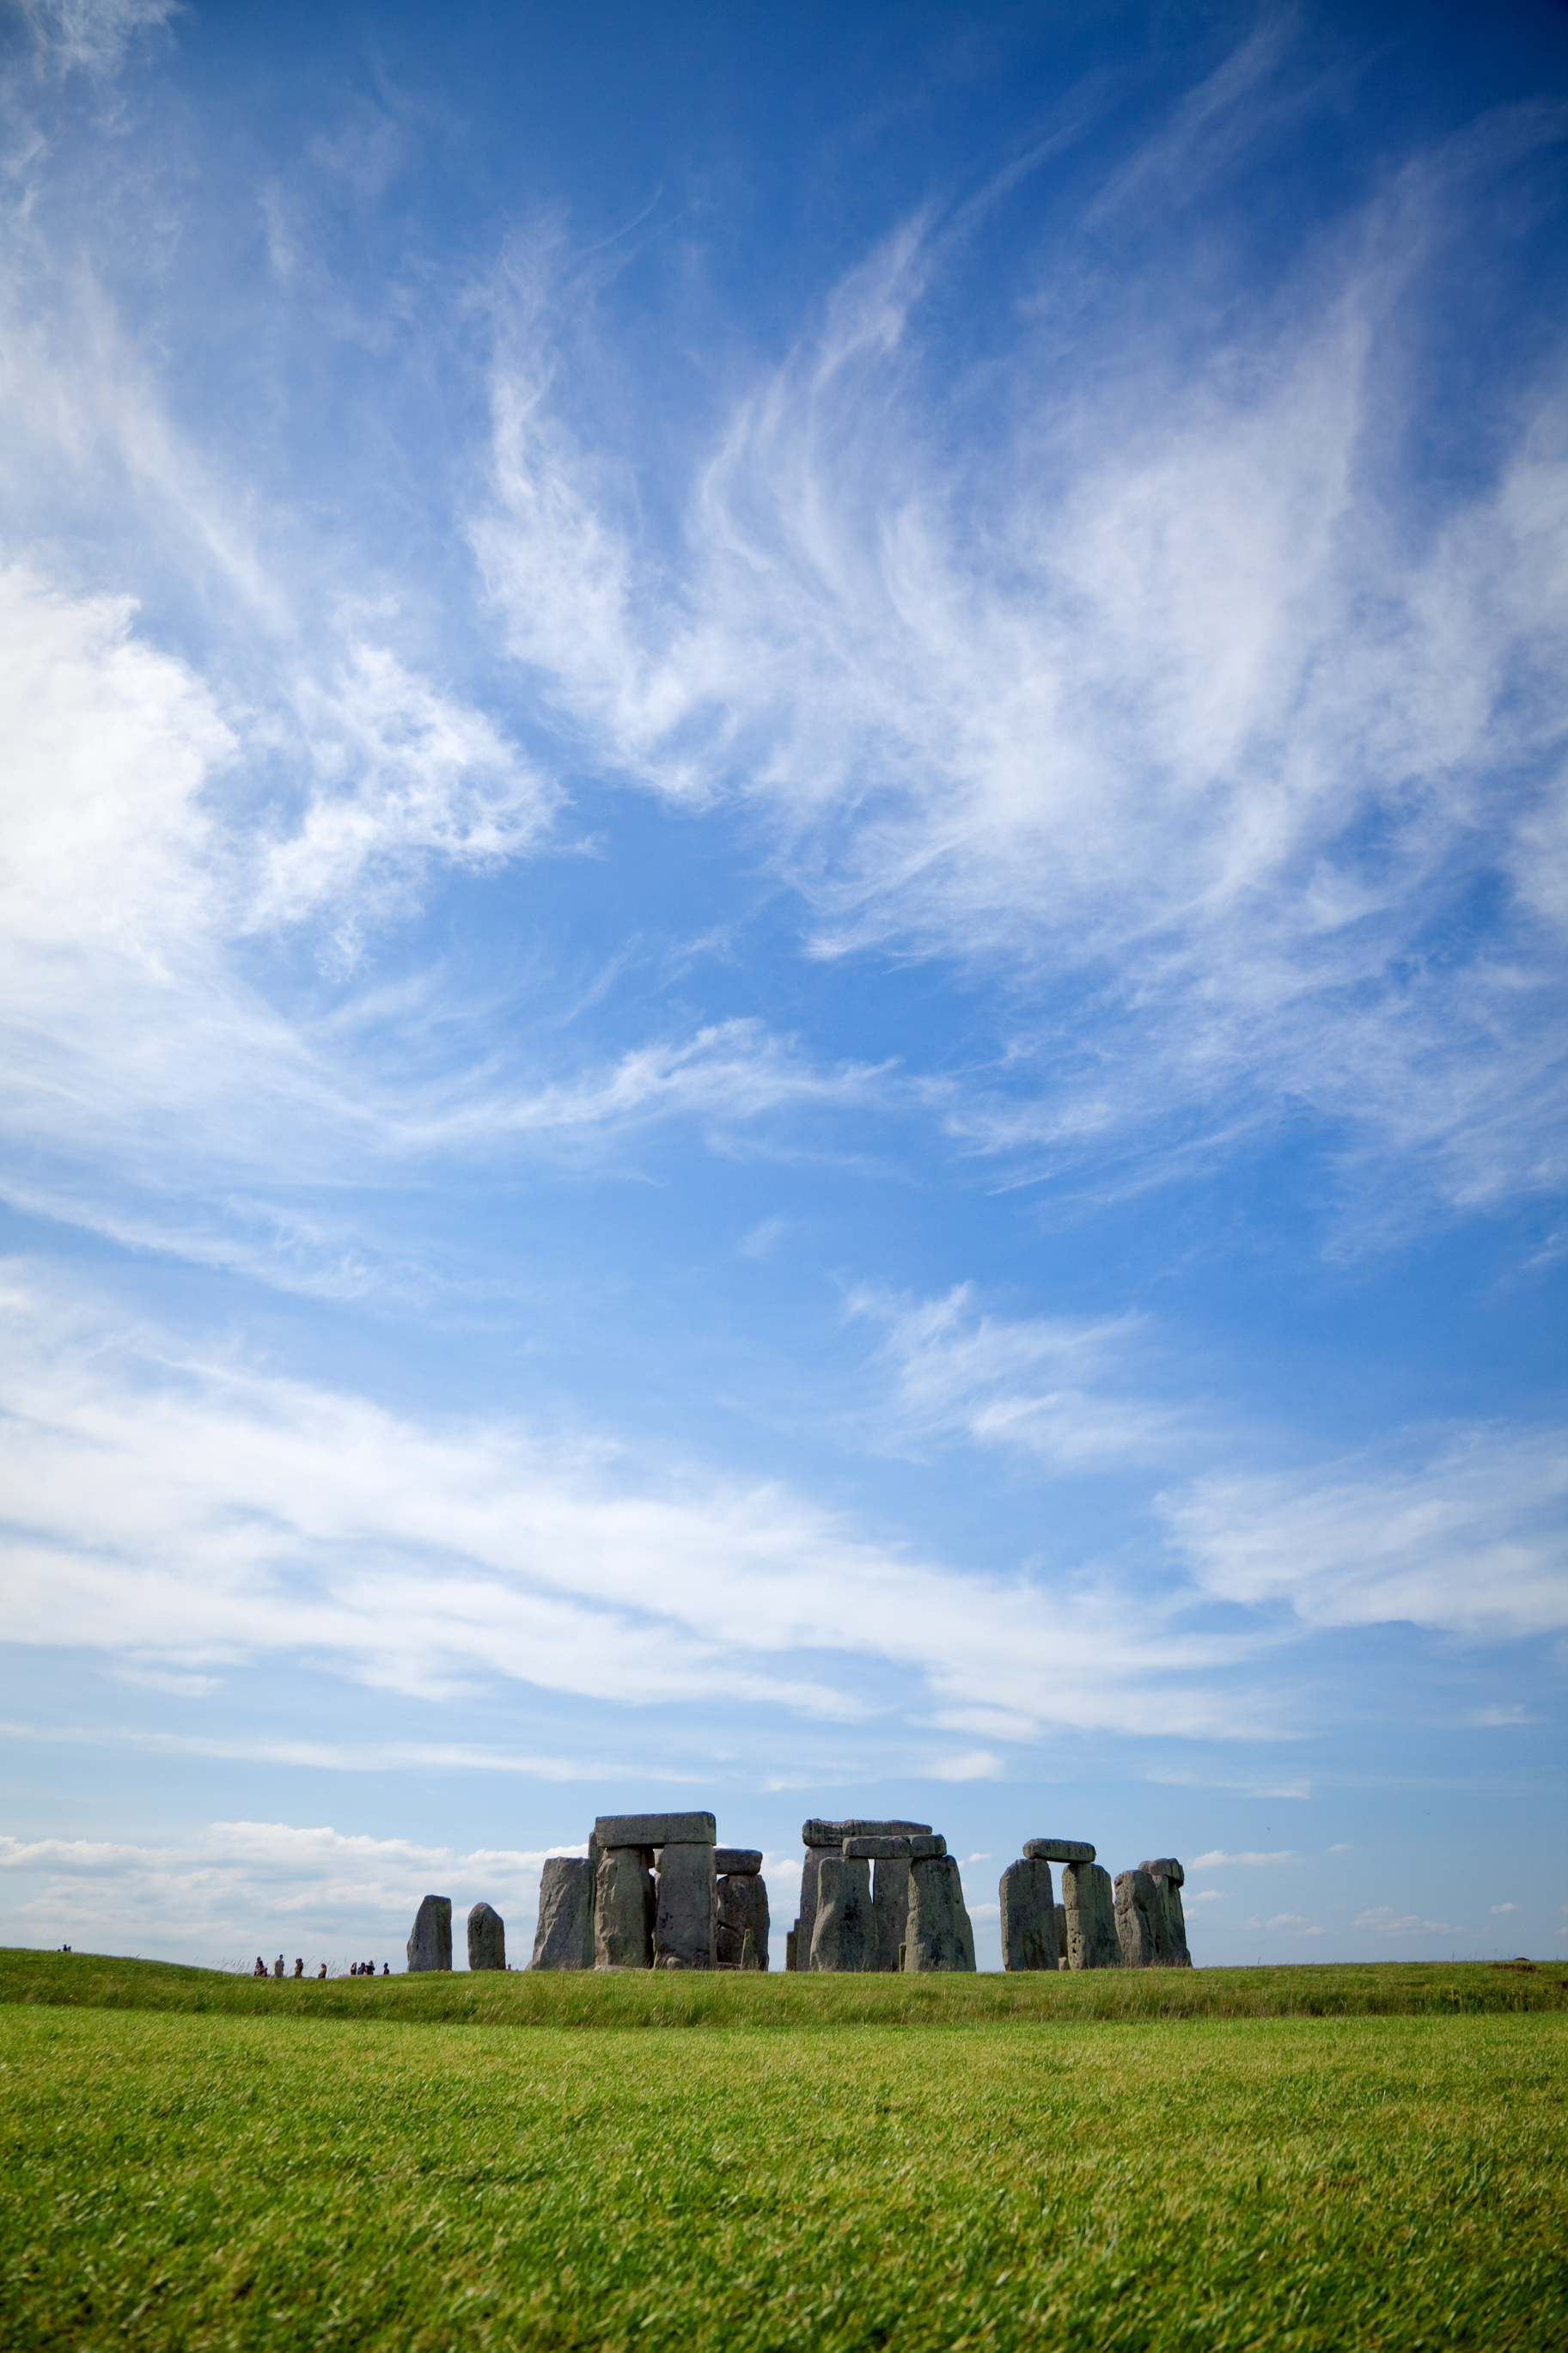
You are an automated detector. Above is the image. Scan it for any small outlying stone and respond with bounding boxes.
[595,1811,716,1848]
[467,1902,507,1971]
[713,1848,763,1876]
[999,1856,1059,1971]
[655,1840,717,1969]
[594,1847,655,1969]
[717,1869,770,1969]
[407,1895,453,1974]
[905,1854,976,1971]
[810,1853,874,1971]
[1023,1837,1095,1864]
[1061,1861,1120,1969]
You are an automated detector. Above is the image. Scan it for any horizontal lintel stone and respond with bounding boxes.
[843,1833,947,1860]
[802,1818,934,1848]
[713,1849,764,1876]
[1023,1838,1096,1864]
[595,1812,716,1849]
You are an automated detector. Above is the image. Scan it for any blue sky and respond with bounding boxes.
[1,0,1565,1972]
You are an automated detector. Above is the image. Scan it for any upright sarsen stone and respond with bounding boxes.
[1061,1861,1120,1969]
[1141,1858,1192,1967]
[1055,1902,1068,1966]
[869,1855,911,1971]
[595,1847,655,1969]
[532,1858,595,1969]
[717,1871,770,1969]
[655,1839,717,1969]
[809,1853,873,1971]
[905,1854,976,1971]
[406,1894,452,1973]
[467,1901,506,1971]
[1115,1867,1166,1966]
[999,1856,1059,1971]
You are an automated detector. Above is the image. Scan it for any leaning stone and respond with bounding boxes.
[1139,1860,1192,1966]
[713,1848,764,1876]
[595,1847,655,1969]
[810,1853,874,1971]
[467,1901,507,1971]
[717,1870,770,1970]
[406,1894,452,1973]
[869,1854,911,1971]
[905,1855,977,1971]
[655,1840,717,1970]
[530,1859,595,1969]
[595,1811,715,1849]
[999,1856,1059,1971]
[1023,1837,1096,1864]
[1115,1868,1164,1967]
[1061,1861,1120,1969]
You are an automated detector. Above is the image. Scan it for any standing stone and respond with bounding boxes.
[1055,1902,1068,1965]
[716,1872,771,1970]
[1114,1868,1165,1967]
[1141,1858,1192,1967]
[1061,1861,1120,1969]
[905,1854,977,1971]
[785,1926,799,1971]
[406,1894,453,1973]
[797,1846,824,1966]
[530,1860,594,1968]
[869,1855,911,1972]
[809,1854,874,1971]
[467,1902,507,1971]
[595,1847,655,1969]
[655,1840,717,1969]
[999,1856,1059,1971]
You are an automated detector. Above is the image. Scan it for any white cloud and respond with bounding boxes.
[1491,1903,1517,1915]
[472,90,1568,1219]
[846,1282,1179,1467]
[0,1264,1266,1745]
[1354,1907,1461,1938]
[1164,1429,1568,1637]
[1191,1849,1296,1868]
[9,0,175,81]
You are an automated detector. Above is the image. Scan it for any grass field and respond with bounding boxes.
[3,1953,1565,2350]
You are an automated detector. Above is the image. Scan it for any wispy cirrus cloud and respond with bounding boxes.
[473,78,1568,1223]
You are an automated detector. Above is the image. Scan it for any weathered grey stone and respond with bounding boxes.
[467,1901,506,1971]
[801,1817,932,1848]
[406,1894,452,1973]
[869,1854,911,1971]
[1055,1903,1067,1965]
[740,1928,760,1970]
[809,1853,874,1971]
[713,1848,763,1876]
[595,1847,654,1969]
[999,1856,1059,1971]
[654,1839,717,1969]
[784,1925,799,1971]
[716,1870,770,1970]
[1115,1868,1164,1967]
[595,1811,715,1849]
[1141,1859,1192,1966]
[797,1847,822,1959]
[842,1834,909,1859]
[905,1854,977,1972]
[531,1859,595,1969]
[1023,1837,1095,1865]
[1061,1861,1121,1969]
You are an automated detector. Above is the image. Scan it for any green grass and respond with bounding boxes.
[3,1953,1565,2350]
